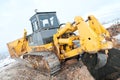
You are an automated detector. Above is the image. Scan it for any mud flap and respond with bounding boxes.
[95,53,108,69]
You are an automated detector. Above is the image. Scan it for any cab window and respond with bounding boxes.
[39,13,59,28]
[32,21,38,31]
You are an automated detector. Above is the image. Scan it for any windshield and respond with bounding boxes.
[39,13,59,28]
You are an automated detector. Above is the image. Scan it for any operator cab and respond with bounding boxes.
[28,12,60,46]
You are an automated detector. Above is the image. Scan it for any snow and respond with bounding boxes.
[114,34,120,43]
[103,23,114,28]
[103,19,120,28]
[0,56,15,68]
[114,34,120,39]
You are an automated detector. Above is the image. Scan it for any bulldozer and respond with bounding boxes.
[7,11,113,74]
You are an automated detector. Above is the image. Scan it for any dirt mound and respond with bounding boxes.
[0,59,94,80]
[107,24,120,49]
[54,60,94,80]
[0,61,50,80]
[107,23,120,36]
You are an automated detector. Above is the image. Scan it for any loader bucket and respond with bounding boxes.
[95,53,107,69]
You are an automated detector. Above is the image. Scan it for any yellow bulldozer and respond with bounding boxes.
[7,12,113,74]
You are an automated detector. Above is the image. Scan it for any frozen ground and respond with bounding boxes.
[0,59,94,80]
[114,34,120,41]
[0,56,15,68]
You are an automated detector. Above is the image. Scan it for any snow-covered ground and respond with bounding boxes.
[103,23,114,28]
[114,34,120,39]
[0,52,9,60]
[0,56,15,68]
[114,34,120,43]
[103,19,120,28]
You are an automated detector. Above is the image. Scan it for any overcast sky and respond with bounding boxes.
[0,0,120,53]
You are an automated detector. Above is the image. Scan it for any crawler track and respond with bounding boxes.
[23,51,61,75]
